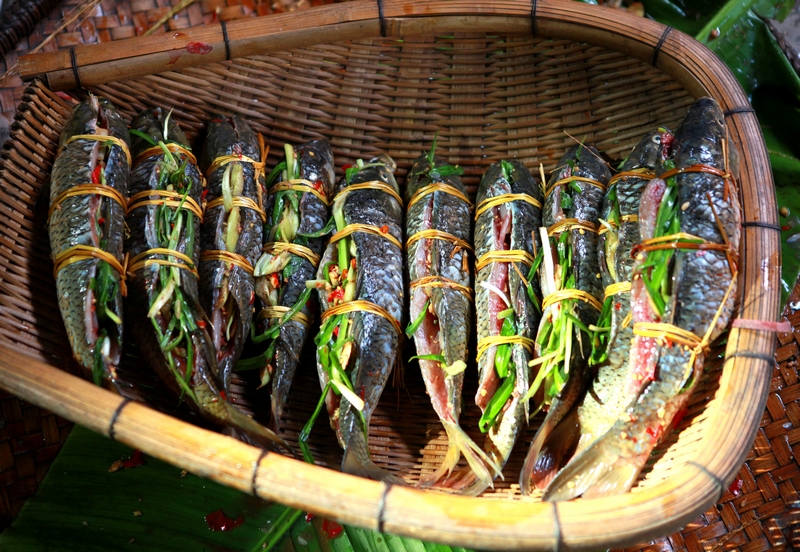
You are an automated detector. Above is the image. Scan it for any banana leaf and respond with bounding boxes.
[641,0,800,303]
[0,425,474,552]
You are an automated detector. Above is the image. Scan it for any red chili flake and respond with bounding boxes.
[197,320,207,329]
[380,225,389,233]
[671,406,689,430]
[204,509,244,532]
[220,390,228,401]
[55,91,76,102]
[359,385,365,400]
[123,450,145,469]
[350,258,357,269]
[249,290,255,305]
[332,326,339,338]
[341,269,348,280]
[645,425,662,444]
[312,179,324,191]
[270,274,281,288]
[321,519,343,539]
[91,164,102,184]
[186,42,213,55]
[98,218,105,226]
[329,288,345,303]
[614,302,621,311]
[782,225,791,231]
[201,189,210,201]
[728,478,743,497]
[305,512,315,523]
[341,164,354,170]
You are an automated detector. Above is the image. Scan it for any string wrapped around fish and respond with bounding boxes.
[520,131,671,493]
[520,144,610,495]
[48,95,129,386]
[544,97,740,500]
[301,154,405,483]
[442,160,543,496]
[404,141,500,491]
[198,115,267,395]
[246,139,335,431]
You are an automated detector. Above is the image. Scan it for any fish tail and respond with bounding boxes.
[341,427,405,485]
[541,431,634,502]
[520,407,581,495]
[419,421,502,491]
[220,401,294,455]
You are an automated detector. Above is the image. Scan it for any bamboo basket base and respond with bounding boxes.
[0,13,780,547]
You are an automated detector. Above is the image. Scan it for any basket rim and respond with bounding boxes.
[3,1,780,550]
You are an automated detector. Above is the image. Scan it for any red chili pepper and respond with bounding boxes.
[313,179,323,191]
[197,320,207,329]
[332,326,339,338]
[645,425,662,444]
[201,189,209,201]
[350,258,357,269]
[614,302,621,311]
[782,225,791,231]
[321,519,343,539]
[380,225,389,233]
[204,510,244,532]
[122,450,145,469]
[91,164,102,184]
[329,288,344,303]
[97,218,105,226]
[341,269,348,280]
[728,478,743,497]
[305,512,315,523]
[220,391,227,401]
[341,164,354,170]
[270,274,281,288]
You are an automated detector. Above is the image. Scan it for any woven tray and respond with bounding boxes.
[0,0,782,549]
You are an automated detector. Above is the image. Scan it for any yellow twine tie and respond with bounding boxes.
[406,182,473,212]
[262,241,320,268]
[329,223,402,250]
[62,134,132,166]
[257,306,311,328]
[127,190,204,221]
[133,143,197,167]
[607,168,656,187]
[199,250,254,275]
[53,245,127,296]
[406,229,473,253]
[409,275,473,300]
[205,195,266,223]
[48,184,127,222]
[545,175,606,198]
[333,180,403,208]
[127,248,198,279]
[604,281,632,300]
[475,250,536,272]
[547,218,599,237]
[321,299,402,338]
[270,179,330,206]
[542,289,604,313]
[477,335,535,362]
[475,193,542,221]
[205,133,268,218]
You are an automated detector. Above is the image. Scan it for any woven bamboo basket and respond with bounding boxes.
[0,0,781,549]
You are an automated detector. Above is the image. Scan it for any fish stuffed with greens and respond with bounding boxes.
[48,95,129,386]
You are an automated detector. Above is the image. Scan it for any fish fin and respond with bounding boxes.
[530,408,581,492]
[581,462,641,499]
[341,429,406,485]
[221,402,294,456]
[418,421,502,491]
[541,437,620,502]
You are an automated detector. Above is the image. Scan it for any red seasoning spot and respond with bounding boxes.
[122,450,145,469]
[197,319,207,329]
[380,225,389,233]
[305,512,315,523]
[204,509,244,532]
[782,225,791,231]
[187,42,213,55]
[91,164,102,184]
[728,478,743,497]
[220,390,228,401]
[321,519,343,539]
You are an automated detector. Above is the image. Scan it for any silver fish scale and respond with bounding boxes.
[670,98,740,341]
[55,261,96,367]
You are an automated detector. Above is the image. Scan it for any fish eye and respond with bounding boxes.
[651,135,661,144]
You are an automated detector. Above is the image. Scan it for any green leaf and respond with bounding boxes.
[1,426,476,552]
